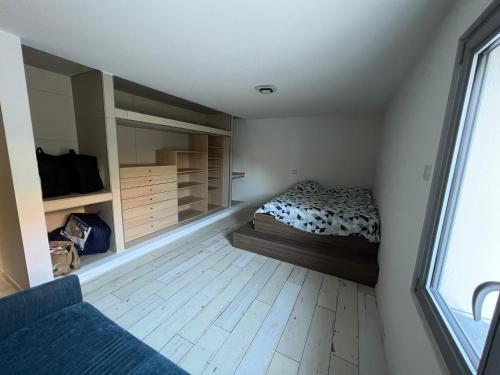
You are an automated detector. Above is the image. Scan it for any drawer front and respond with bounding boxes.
[121,182,177,200]
[124,214,178,242]
[123,199,177,220]
[120,165,176,179]
[121,190,177,210]
[124,207,178,229]
[121,174,176,189]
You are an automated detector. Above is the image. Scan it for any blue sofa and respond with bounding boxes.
[0,275,188,375]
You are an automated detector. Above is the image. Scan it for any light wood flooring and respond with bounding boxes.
[0,273,18,298]
[82,207,388,375]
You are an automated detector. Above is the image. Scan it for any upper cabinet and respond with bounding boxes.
[113,77,232,136]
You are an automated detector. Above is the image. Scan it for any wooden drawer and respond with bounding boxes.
[124,214,178,242]
[121,174,176,189]
[121,190,177,210]
[124,207,178,229]
[123,199,177,220]
[120,165,176,179]
[121,182,177,200]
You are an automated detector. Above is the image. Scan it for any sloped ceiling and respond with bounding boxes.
[0,0,453,118]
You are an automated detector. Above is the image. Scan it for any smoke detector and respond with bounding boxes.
[255,85,277,94]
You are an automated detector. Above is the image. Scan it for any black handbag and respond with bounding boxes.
[63,150,104,194]
[54,213,111,255]
[36,147,71,198]
[67,213,111,254]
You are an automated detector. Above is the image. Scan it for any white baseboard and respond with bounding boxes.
[76,203,249,284]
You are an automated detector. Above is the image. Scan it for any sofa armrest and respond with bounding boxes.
[0,275,82,340]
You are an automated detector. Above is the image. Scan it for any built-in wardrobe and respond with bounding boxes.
[114,78,231,246]
[0,43,234,290]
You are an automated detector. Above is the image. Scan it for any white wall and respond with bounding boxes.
[25,65,78,155]
[373,1,493,374]
[232,115,381,204]
[0,108,29,289]
[0,30,53,288]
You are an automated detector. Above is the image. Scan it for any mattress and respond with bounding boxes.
[255,181,381,243]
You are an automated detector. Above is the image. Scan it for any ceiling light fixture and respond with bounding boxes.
[255,84,277,94]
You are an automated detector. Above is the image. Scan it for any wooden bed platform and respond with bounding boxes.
[232,213,379,286]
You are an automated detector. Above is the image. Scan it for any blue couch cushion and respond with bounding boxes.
[0,274,83,340]
[0,301,188,375]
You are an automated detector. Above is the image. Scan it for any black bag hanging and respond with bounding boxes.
[35,147,71,198]
[63,150,104,193]
[62,213,111,255]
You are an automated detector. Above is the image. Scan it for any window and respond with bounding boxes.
[414,2,500,375]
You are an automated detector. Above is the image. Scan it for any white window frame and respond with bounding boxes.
[413,1,500,375]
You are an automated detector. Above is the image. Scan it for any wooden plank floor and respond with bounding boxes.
[0,273,18,298]
[82,206,388,375]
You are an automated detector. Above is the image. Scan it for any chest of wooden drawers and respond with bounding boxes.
[120,165,178,242]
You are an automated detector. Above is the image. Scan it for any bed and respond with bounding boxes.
[232,181,381,286]
[255,180,380,242]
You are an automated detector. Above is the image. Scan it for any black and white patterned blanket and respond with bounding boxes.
[255,181,381,243]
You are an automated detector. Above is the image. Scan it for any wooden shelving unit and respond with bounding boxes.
[207,135,224,209]
[25,67,121,253]
[178,196,205,207]
[118,133,229,245]
[178,181,205,190]
[152,134,227,225]
[3,46,235,286]
[115,108,231,137]
[178,168,205,174]
[157,134,209,218]
[111,76,234,249]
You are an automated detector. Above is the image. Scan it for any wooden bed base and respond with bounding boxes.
[232,213,379,286]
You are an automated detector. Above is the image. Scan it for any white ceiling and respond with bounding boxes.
[0,0,452,118]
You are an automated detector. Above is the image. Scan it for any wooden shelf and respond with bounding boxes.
[118,132,228,243]
[120,163,165,168]
[178,181,206,190]
[178,168,205,174]
[232,171,246,179]
[43,190,112,213]
[208,135,223,210]
[115,108,232,137]
[179,208,205,222]
[178,196,205,207]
